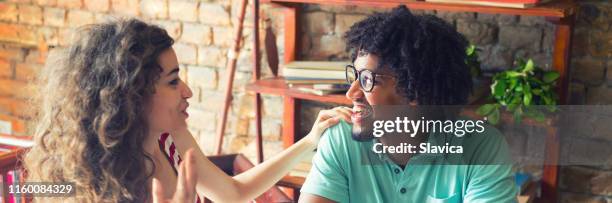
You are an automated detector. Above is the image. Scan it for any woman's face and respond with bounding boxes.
[148,48,193,134]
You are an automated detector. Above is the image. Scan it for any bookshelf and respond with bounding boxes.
[247,0,577,201]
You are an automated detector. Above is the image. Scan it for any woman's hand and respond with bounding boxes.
[152,149,197,203]
[304,106,353,148]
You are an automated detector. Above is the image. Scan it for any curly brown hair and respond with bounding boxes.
[24,19,174,202]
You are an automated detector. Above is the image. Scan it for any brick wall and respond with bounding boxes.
[0,0,285,158]
[0,0,609,201]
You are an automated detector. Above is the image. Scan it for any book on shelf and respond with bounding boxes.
[282,61,350,81]
[425,0,553,8]
[284,77,347,85]
[289,83,350,96]
[282,68,345,80]
[284,61,349,71]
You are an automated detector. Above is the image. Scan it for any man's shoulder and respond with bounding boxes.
[320,120,353,145]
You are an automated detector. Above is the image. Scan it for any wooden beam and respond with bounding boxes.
[282,97,301,148]
[547,16,575,105]
[253,0,264,164]
[541,14,575,203]
[284,6,297,63]
[263,0,576,17]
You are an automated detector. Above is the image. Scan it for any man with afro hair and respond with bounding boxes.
[299,6,517,203]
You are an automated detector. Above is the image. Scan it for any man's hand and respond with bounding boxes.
[152,149,198,203]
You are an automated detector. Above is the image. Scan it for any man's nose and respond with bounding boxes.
[346,80,364,101]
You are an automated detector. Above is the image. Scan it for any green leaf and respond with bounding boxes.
[488,108,500,125]
[510,78,518,89]
[493,79,508,98]
[466,44,476,55]
[515,83,523,92]
[523,59,535,73]
[543,71,560,83]
[524,92,532,106]
[477,104,497,116]
[532,89,542,95]
[523,82,532,106]
[506,71,523,78]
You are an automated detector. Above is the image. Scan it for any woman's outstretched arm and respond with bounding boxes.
[171,107,352,202]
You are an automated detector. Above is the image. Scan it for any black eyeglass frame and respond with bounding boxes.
[345,64,391,92]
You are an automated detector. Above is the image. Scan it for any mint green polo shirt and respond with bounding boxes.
[301,120,517,203]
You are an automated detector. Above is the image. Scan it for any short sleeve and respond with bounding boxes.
[300,121,351,203]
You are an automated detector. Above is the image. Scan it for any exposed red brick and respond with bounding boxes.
[0,97,29,118]
[43,7,66,27]
[0,23,37,47]
[111,0,140,16]
[18,4,43,25]
[67,10,94,27]
[15,62,39,81]
[56,0,82,9]
[35,0,57,6]
[169,0,198,22]
[0,46,25,61]
[140,0,167,19]
[0,79,26,98]
[38,26,60,47]
[84,0,109,12]
[0,59,13,79]
[0,3,19,23]
[173,43,197,65]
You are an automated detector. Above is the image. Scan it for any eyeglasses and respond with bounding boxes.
[345,64,392,92]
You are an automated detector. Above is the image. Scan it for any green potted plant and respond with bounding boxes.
[466,44,489,104]
[477,59,560,124]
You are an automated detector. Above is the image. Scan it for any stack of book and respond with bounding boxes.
[282,61,351,95]
[425,0,553,8]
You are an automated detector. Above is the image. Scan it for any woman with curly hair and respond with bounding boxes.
[24,19,351,203]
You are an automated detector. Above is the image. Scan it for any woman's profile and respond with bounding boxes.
[24,19,352,202]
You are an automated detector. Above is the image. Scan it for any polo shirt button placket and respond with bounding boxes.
[394,168,401,174]
[400,187,407,194]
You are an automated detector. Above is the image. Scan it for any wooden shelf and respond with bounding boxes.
[263,0,576,18]
[246,78,554,127]
[246,77,352,105]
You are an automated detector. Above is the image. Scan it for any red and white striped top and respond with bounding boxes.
[158,132,202,203]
